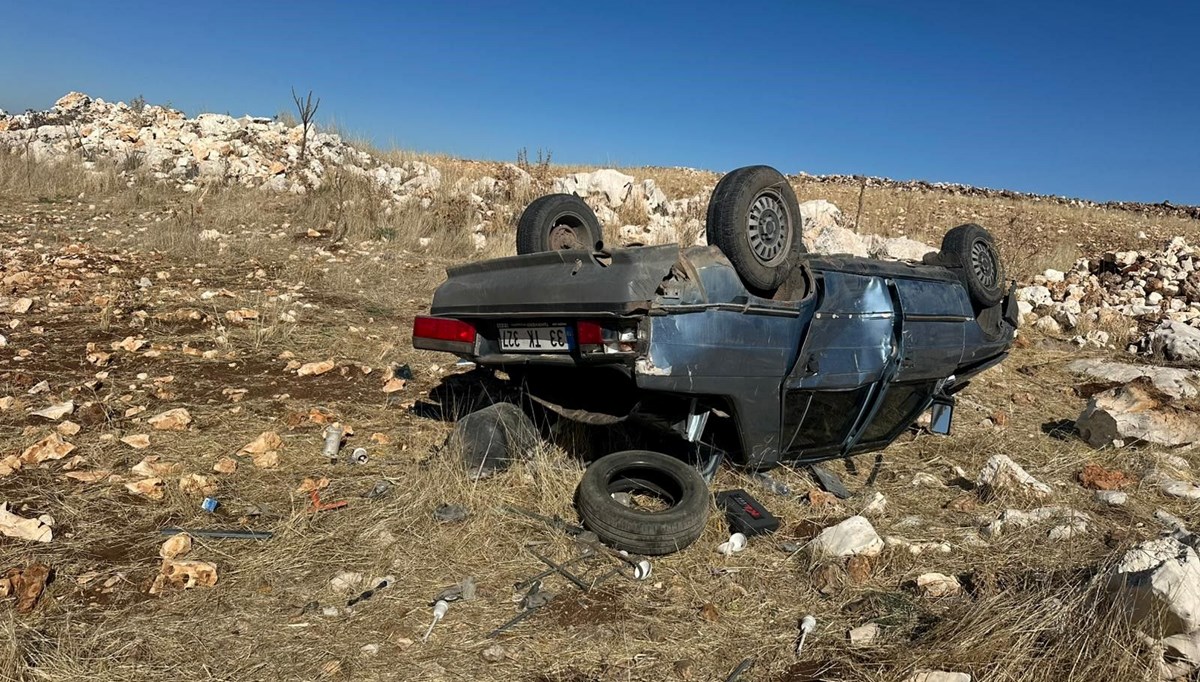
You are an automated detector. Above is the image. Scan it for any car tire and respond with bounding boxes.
[576,450,710,555]
[516,194,604,254]
[941,224,1005,308]
[705,165,805,293]
[447,402,540,479]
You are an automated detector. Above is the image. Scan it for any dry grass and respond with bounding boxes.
[1,150,1199,681]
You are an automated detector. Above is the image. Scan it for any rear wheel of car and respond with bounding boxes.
[706,165,805,293]
[516,194,604,254]
[576,450,710,555]
[941,224,1005,308]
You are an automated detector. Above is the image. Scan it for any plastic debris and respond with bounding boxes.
[717,532,748,556]
[796,614,818,657]
[422,599,449,642]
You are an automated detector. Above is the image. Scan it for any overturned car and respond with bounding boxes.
[414,166,1018,554]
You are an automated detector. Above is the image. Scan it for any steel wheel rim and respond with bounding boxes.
[747,189,791,266]
[970,239,999,288]
[548,223,583,250]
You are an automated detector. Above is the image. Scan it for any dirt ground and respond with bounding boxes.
[2,174,1200,682]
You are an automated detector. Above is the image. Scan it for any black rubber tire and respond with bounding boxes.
[447,402,539,479]
[705,165,805,293]
[516,194,604,254]
[941,224,1005,308]
[576,450,710,555]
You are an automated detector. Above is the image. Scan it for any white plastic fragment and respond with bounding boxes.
[796,614,817,657]
[717,532,748,555]
[423,599,449,642]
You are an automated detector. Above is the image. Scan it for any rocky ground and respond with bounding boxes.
[1,94,1200,681]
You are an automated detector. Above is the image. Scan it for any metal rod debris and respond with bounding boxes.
[160,528,273,540]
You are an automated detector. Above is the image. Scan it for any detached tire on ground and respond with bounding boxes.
[446,402,539,479]
[516,194,604,254]
[576,450,710,555]
[941,223,1005,308]
[706,165,805,293]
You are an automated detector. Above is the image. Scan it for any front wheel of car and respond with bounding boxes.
[941,224,1005,308]
[515,194,604,254]
[576,450,710,555]
[705,165,805,294]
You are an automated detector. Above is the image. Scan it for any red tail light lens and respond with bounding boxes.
[413,316,476,344]
[575,321,604,346]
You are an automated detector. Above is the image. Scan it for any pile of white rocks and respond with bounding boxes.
[0,92,455,200]
[0,93,929,259]
[1017,237,1200,360]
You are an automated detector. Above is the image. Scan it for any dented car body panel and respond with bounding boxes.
[419,244,1017,470]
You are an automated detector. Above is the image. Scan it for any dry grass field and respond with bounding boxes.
[2,148,1200,682]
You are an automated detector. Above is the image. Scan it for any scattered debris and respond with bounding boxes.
[904,672,971,682]
[480,644,507,663]
[20,432,75,465]
[976,454,1053,499]
[160,528,273,540]
[120,434,151,449]
[847,622,881,646]
[160,533,192,559]
[240,431,283,468]
[716,532,748,556]
[809,516,884,559]
[795,614,817,657]
[434,503,469,523]
[125,477,165,500]
[1078,463,1133,490]
[31,400,73,421]
[0,563,52,612]
[0,503,53,543]
[298,359,336,376]
[916,572,963,598]
[422,599,450,642]
[147,407,192,431]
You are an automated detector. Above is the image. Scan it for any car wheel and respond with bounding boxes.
[941,224,1005,308]
[705,165,805,293]
[446,402,539,479]
[516,194,604,254]
[576,450,710,555]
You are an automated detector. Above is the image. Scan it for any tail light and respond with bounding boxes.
[413,316,477,354]
[575,320,638,354]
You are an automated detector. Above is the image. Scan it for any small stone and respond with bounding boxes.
[1078,463,1133,490]
[905,672,971,682]
[480,644,507,663]
[916,572,962,598]
[809,516,884,559]
[1095,490,1128,506]
[862,491,887,515]
[329,570,364,593]
[847,623,881,646]
[976,454,1052,499]
[911,472,943,488]
[808,489,838,508]
[1163,480,1200,500]
[846,555,872,584]
[148,407,192,431]
[433,503,469,523]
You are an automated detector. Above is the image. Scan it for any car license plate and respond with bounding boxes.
[498,324,573,352]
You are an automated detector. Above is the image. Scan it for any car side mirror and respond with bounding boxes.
[930,401,954,435]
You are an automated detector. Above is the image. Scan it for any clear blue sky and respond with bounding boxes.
[2,1,1197,204]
